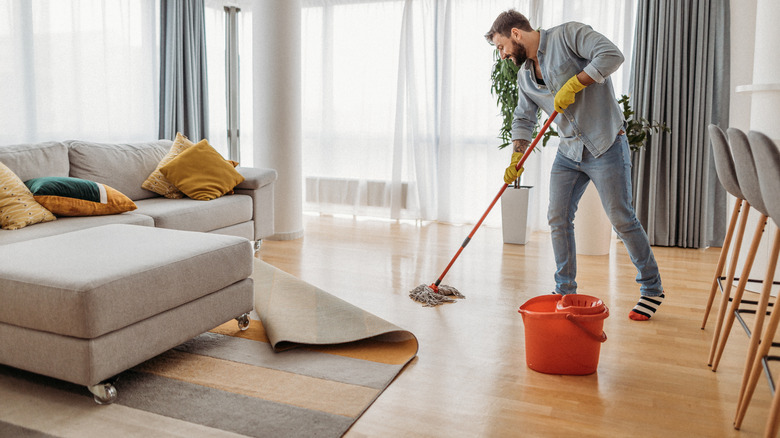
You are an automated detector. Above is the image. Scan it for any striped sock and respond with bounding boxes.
[629,294,665,321]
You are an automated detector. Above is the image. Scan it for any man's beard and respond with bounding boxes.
[510,43,528,66]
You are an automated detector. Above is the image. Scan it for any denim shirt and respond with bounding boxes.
[511,22,625,162]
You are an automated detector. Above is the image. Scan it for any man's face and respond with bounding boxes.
[492,30,527,66]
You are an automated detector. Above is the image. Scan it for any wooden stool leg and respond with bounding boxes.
[736,231,780,412]
[735,292,780,429]
[712,215,767,371]
[735,231,780,429]
[703,199,744,329]
[709,202,752,365]
[765,383,780,438]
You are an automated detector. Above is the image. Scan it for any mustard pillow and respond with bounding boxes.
[141,132,195,198]
[159,140,245,201]
[25,176,137,216]
[0,162,56,230]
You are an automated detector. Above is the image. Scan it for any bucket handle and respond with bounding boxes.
[565,314,607,343]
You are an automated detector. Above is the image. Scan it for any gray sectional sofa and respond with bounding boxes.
[0,139,277,246]
[0,139,276,403]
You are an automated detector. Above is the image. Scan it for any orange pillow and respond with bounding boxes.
[159,140,244,201]
[26,177,137,216]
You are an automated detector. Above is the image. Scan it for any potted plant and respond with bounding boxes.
[490,50,535,244]
[490,50,668,248]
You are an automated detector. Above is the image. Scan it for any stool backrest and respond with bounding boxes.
[728,127,768,216]
[748,130,780,223]
[709,124,744,200]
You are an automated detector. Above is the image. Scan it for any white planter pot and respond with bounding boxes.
[573,184,613,255]
[501,185,532,245]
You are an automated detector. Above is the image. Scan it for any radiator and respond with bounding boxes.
[305,177,410,210]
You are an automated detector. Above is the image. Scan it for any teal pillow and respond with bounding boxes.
[26,176,101,200]
[25,176,137,216]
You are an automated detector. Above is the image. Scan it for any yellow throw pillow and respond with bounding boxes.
[159,140,245,201]
[141,132,195,198]
[26,176,137,216]
[0,162,56,230]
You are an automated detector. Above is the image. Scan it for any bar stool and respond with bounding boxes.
[733,130,780,433]
[703,125,750,345]
[711,128,771,372]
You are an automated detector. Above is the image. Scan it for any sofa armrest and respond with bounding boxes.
[234,167,277,241]
[235,167,277,190]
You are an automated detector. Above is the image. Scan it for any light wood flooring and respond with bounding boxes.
[257,213,778,437]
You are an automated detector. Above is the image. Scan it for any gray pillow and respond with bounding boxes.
[67,140,172,201]
[0,142,70,181]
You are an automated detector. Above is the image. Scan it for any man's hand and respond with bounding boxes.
[554,75,586,112]
[504,152,524,184]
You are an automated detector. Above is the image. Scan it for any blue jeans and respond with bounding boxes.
[547,134,663,297]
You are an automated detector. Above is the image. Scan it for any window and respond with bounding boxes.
[0,0,159,144]
[205,0,253,164]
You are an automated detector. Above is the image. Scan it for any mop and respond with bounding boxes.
[409,111,559,306]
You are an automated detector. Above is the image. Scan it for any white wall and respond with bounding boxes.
[727,0,779,294]
[729,0,756,131]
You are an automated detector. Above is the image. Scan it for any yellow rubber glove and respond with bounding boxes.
[554,75,586,112]
[504,152,524,184]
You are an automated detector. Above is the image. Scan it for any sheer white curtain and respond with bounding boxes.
[0,0,159,145]
[302,0,635,229]
[301,1,408,218]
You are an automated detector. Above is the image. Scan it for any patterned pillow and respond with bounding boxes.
[25,176,137,216]
[0,162,56,230]
[160,139,245,201]
[141,132,195,198]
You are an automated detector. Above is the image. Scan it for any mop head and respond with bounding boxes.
[409,284,465,307]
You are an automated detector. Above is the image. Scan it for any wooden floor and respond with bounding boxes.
[257,214,776,438]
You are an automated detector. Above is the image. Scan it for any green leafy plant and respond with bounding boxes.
[490,49,668,152]
[490,50,521,149]
[618,94,670,152]
[490,50,558,149]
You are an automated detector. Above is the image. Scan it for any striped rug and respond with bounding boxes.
[0,261,417,438]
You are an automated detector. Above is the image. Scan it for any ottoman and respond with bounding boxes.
[0,224,254,403]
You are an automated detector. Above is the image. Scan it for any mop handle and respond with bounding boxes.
[433,111,559,287]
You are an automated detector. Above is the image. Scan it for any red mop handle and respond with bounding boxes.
[432,111,558,287]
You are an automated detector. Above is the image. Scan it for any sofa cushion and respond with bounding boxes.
[67,140,171,201]
[160,140,245,201]
[0,162,57,230]
[0,224,253,339]
[133,194,253,233]
[141,132,195,199]
[26,176,137,216]
[0,213,153,246]
[0,142,70,181]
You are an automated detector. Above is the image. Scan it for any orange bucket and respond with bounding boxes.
[518,294,609,375]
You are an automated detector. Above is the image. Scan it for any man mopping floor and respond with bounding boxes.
[485,10,665,321]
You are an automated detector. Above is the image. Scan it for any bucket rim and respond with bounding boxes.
[556,294,606,315]
[518,294,609,320]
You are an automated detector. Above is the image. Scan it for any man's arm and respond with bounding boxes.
[575,70,595,86]
[513,139,531,154]
[566,22,624,84]
[511,85,538,149]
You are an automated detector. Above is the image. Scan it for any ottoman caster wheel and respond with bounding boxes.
[236,313,251,331]
[88,382,118,405]
[253,240,262,252]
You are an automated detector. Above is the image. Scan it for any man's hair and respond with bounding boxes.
[484,9,533,44]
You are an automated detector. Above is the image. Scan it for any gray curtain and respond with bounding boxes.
[159,0,209,140]
[629,0,730,248]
